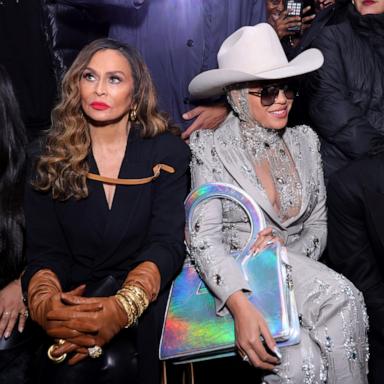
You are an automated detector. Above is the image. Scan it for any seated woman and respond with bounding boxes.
[187,23,368,383]
[22,38,190,384]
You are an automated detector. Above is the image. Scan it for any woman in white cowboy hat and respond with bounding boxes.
[188,23,368,383]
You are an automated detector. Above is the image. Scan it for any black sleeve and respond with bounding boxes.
[326,162,384,336]
[22,182,72,293]
[306,28,382,159]
[133,134,191,291]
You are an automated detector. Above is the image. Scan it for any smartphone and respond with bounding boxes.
[285,0,303,32]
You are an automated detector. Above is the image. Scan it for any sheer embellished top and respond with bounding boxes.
[240,122,302,223]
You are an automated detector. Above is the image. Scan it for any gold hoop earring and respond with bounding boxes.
[129,107,137,122]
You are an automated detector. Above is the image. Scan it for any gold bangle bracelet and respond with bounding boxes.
[120,285,149,309]
[117,293,137,320]
[119,291,141,322]
[117,294,136,328]
[116,284,150,327]
[129,285,150,307]
[119,289,146,317]
[122,291,141,317]
[115,294,135,328]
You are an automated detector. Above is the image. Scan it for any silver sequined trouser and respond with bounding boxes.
[263,253,369,384]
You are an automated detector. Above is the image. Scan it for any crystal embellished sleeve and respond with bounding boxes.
[189,130,251,315]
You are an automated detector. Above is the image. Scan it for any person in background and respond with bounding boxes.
[43,0,266,138]
[326,138,384,383]
[22,38,189,384]
[0,65,35,383]
[304,0,384,180]
[0,0,57,140]
[266,0,335,127]
[266,0,335,58]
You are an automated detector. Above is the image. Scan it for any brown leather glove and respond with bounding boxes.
[49,294,127,358]
[124,261,161,302]
[28,269,62,329]
[28,269,100,345]
[49,262,161,365]
[48,294,127,364]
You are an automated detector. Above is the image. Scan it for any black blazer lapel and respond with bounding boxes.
[94,128,151,267]
[54,154,108,255]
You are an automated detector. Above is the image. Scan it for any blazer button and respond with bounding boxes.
[187,39,194,47]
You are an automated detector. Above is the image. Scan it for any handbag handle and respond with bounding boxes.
[87,163,175,185]
[184,182,266,278]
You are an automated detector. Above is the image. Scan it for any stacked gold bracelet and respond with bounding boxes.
[115,285,150,328]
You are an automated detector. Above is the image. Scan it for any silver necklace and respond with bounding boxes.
[228,87,302,220]
[240,121,302,221]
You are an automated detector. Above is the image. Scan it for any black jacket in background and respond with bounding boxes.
[0,0,57,139]
[303,3,384,179]
[0,0,108,139]
[326,153,384,383]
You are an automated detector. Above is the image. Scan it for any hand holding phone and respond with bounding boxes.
[285,0,303,31]
[272,10,302,39]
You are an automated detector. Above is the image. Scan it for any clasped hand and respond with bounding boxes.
[45,288,127,365]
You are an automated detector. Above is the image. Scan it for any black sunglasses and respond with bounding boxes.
[248,84,297,106]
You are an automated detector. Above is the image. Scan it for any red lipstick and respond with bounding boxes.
[362,0,375,5]
[90,102,110,110]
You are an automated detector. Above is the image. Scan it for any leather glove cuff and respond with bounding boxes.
[124,261,161,302]
[28,269,62,327]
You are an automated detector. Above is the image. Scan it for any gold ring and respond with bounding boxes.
[47,342,67,363]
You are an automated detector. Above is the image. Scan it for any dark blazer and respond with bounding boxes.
[23,126,190,383]
[325,153,384,383]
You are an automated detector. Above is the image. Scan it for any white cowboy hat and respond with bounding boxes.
[189,23,324,98]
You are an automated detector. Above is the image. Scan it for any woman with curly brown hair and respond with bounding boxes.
[22,38,190,384]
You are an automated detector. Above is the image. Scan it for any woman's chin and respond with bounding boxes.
[267,117,289,130]
[84,112,130,127]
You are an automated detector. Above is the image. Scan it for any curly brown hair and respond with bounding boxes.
[34,38,170,200]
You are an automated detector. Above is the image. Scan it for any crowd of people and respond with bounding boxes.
[0,0,383,383]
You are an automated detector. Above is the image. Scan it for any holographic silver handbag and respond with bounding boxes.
[160,182,300,363]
